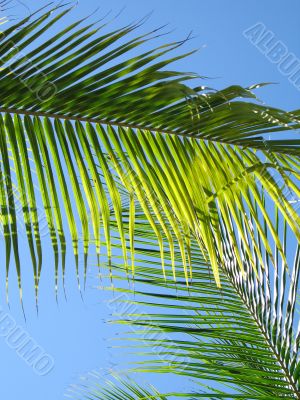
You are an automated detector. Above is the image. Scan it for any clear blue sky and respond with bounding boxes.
[0,1,300,399]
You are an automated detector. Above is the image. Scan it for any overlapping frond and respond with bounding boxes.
[0,4,299,303]
[101,209,300,399]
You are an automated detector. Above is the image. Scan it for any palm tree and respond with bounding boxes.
[1,3,300,398]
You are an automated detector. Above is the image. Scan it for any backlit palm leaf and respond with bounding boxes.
[0,4,298,306]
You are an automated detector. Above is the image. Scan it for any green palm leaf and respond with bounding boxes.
[99,206,300,399]
[0,4,298,305]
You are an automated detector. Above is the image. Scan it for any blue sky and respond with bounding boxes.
[0,0,300,399]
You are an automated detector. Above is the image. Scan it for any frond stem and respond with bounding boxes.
[0,107,192,137]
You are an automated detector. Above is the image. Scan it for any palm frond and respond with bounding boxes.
[0,4,299,302]
[101,209,300,399]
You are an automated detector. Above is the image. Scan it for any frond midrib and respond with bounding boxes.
[0,106,190,136]
[0,106,295,158]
